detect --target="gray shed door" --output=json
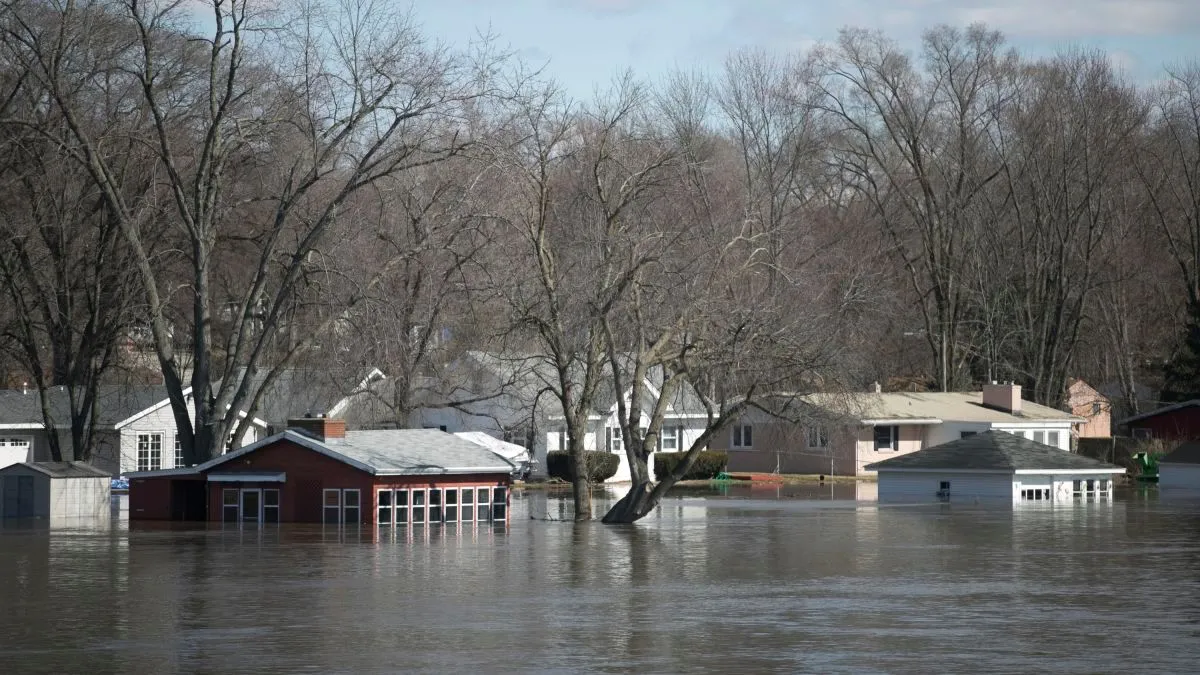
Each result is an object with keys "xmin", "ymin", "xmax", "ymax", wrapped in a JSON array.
[{"xmin": 2, "ymin": 475, "xmax": 35, "ymax": 518}]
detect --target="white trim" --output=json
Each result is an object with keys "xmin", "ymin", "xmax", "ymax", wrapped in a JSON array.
[
  {"xmin": 862, "ymin": 418, "xmax": 943, "ymax": 426},
  {"xmin": 1012, "ymin": 468, "xmax": 1124, "ymax": 476},
  {"xmin": 113, "ymin": 387, "xmax": 194, "ymax": 429},
  {"xmin": 0, "ymin": 423, "xmax": 47, "ymax": 430},
  {"xmin": 328, "ymin": 367, "xmax": 387, "ymax": 418},
  {"xmin": 207, "ymin": 472, "xmax": 286, "ymax": 482}
]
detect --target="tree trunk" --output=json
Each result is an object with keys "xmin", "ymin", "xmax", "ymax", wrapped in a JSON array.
[{"xmin": 601, "ymin": 479, "xmax": 656, "ymax": 524}]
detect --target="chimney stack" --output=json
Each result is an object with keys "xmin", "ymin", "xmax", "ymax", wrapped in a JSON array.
[
  {"xmin": 288, "ymin": 414, "xmax": 346, "ymax": 442},
  {"xmin": 982, "ymin": 382, "xmax": 1022, "ymax": 414},
  {"xmin": 871, "ymin": 381, "xmax": 882, "ymax": 393}
]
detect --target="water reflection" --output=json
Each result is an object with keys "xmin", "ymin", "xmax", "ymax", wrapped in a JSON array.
[{"xmin": 1, "ymin": 487, "xmax": 1198, "ymax": 673}]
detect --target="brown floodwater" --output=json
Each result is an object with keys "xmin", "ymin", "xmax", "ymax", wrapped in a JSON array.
[{"xmin": 1, "ymin": 484, "xmax": 1198, "ymax": 674}]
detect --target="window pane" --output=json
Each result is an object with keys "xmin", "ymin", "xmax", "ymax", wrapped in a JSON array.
[
  {"xmin": 263, "ymin": 507, "xmax": 279, "ymax": 524},
  {"xmin": 445, "ymin": 489, "xmax": 458, "ymax": 505},
  {"xmin": 396, "ymin": 506, "xmax": 408, "ymax": 526},
  {"xmin": 461, "ymin": 500, "xmax": 473, "ymax": 522},
  {"xmin": 445, "ymin": 505, "xmax": 458, "ymax": 522},
  {"xmin": 323, "ymin": 507, "xmax": 339, "ymax": 524},
  {"xmin": 378, "ymin": 490, "xmax": 392, "ymax": 507},
  {"xmin": 478, "ymin": 503, "xmax": 490, "ymax": 521},
  {"xmin": 395, "ymin": 490, "xmax": 408, "ymax": 506},
  {"xmin": 223, "ymin": 489, "xmax": 239, "ymax": 506},
  {"xmin": 412, "ymin": 490, "xmax": 426, "ymax": 506},
  {"xmin": 462, "ymin": 489, "xmax": 473, "ymax": 505},
  {"xmin": 264, "ymin": 490, "xmax": 279, "ymax": 507},
  {"xmin": 324, "ymin": 490, "xmax": 340, "ymax": 507},
  {"xmin": 412, "ymin": 506, "xmax": 425, "ymax": 524},
  {"xmin": 378, "ymin": 505, "xmax": 392, "ymax": 525},
  {"xmin": 1048, "ymin": 432, "xmax": 1060, "ymax": 447},
  {"xmin": 744, "ymin": 426, "xmax": 752, "ymax": 446},
  {"xmin": 429, "ymin": 489, "xmax": 441, "ymax": 505},
  {"xmin": 493, "ymin": 487, "xmax": 507, "ymax": 504},
  {"xmin": 492, "ymin": 504, "xmax": 506, "ymax": 521},
  {"xmin": 343, "ymin": 490, "xmax": 360, "ymax": 507},
  {"xmin": 343, "ymin": 506, "xmax": 360, "ymax": 525},
  {"xmin": 223, "ymin": 506, "xmax": 238, "ymax": 522}
]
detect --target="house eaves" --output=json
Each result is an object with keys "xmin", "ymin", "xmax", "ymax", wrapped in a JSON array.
[{"xmin": 1117, "ymin": 399, "xmax": 1200, "ymax": 426}]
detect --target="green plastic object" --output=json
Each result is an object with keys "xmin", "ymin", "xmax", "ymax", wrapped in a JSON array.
[
  {"xmin": 712, "ymin": 472, "xmax": 735, "ymax": 482},
  {"xmin": 1132, "ymin": 452, "xmax": 1159, "ymax": 482}
]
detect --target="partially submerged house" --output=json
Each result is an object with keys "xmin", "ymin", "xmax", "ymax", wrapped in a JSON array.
[
  {"xmin": 866, "ymin": 431, "xmax": 1124, "ymax": 502},
  {"xmin": 1118, "ymin": 400, "xmax": 1200, "ymax": 443},
  {"xmin": 127, "ymin": 416, "xmax": 513, "ymax": 525},
  {"xmin": 0, "ymin": 386, "xmax": 266, "ymax": 474},
  {"xmin": 1158, "ymin": 441, "xmax": 1200, "ymax": 490},
  {"xmin": 718, "ymin": 383, "xmax": 1082, "ymax": 477},
  {"xmin": 0, "ymin": 461, "xmax": 111, "ymax": 520}
]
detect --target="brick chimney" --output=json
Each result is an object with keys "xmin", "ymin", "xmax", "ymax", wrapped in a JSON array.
[
  {"xmin": 982, "ymin": 382, "xmax": 1022, "ymax": 414},
  {"xmin": 288, "ymin": 414, "xmax": 346, "ymax": 442}
]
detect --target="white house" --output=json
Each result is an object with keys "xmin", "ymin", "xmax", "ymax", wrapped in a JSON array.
[
  {"xmin": 1159, "ymin": 441, "xmax": 1200, "ymax": 490},
  {"xmin": 865, "ymin": 430, "xmax": 1125, "ymax": 502},
  {"xmin": 0, "ymin": 386, "xmax": 266, "ymax": 475},
  {"xmin": 720, "ymin": 383, "xmax": 1083, "ymax": 477}
]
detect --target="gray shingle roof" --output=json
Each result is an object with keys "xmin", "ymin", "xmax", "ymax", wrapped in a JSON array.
[
  {"xmin": 0, "ymin": 461, "xmax": 111, "ymax": 478},
  {"xmin": 0, "ymin": 386, "xmax": 175, "ymax": 427},
  {"xmin": 1161, "ymin": 441, "xmax": 1200, "ymax": 465},
  {"xmin": 865, "ymin": 431, "xmax": 1124, "ymax": 472},
  {"xmin": 182, "ymin": 428, "xmax": 515, "ymax": 477}
]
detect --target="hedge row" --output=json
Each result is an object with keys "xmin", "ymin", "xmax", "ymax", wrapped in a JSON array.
[
  {"xmin": 546, "ymin": 450, "xmax": 620, "ymax": 483},
  {"xmin": 653, "ymin": 451, "xmax": 728, "ymax": 481}
]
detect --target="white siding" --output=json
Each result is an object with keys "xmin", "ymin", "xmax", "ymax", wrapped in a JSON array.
[
  {"xmin": 47, "ymin": 476, "xmax": 110, "ymax": 521},
  {"xmin": 117, "ymin": 404, "xmax": 261, "ymax": 475},
  {"xmin": 544, "ymin": 418, "xmax": 707, "ymax": 483},
  {"xmin": 877, "ymin": 471, "xmax": 1014, "ymax": 501},
  {"xmin": 1160, "ymin": 463, "xmax": 1200, "ymax": 490}
]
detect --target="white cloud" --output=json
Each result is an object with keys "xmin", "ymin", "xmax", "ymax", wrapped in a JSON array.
[{"xmin": 891, "ymin": 0, "xmax": 1200, "ymax": 38}]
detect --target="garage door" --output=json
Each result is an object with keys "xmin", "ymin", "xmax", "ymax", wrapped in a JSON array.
[
  {"xmin": 2, "ymin": 475, "xmax": 35, "ymax": 518},
  {"xmin": 0, "ymin": 437, "xmax": 32, "ymax": 469}
]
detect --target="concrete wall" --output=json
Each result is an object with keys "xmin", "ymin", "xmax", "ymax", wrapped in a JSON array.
[{"xmin": 1160, "ymin": 463, "xmax": 1200, "ymax": 490}]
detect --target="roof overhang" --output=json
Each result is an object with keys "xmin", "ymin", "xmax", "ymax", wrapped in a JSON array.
[
  {"xmin": 0, "ymin": 424, "xmax": 47, "ymax": 430},
  {"xmin": 870, "ymin": 467, "xmax": 1122, "ymax": 475},
  {"xmin": 861, "ymin": 418, "xmax": 943, "ymax": 426},
  {"xmin": 376, "ymin": 467, "xmax": 513, "ymax": 476},
  {"xmin": 1013, "ymin": 468, "xmax": 1125, "ymax": 475},
  {"xmin": 208, "ymin": 472, "xmax": 286, "ymax": 482},
  {"xmin": 868, "ymin": 467, "xmax": 1014, "ymax": 474},
  {"xmin": 126, "ymin": 468, "xmax": 202, "ymax": 479},
  {"xmin": 1118, "ymin": 399, "xmax": 1200, "ymax": 426}
]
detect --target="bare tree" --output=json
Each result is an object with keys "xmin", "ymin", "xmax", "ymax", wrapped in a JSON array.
[{"xmin": 1, "ymin": 0, "xmax": 505, "ymax": 463}]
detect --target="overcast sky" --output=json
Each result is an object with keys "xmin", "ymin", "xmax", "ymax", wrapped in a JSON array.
[{"xmin": 415, "ymin": 0, "xmax": 1200, "ymax": 96}]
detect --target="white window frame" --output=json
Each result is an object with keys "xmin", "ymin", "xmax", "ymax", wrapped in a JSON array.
[
  {"xmin": 873, "ymin": 425, "xmax": 898, "ymax": 452},
  {"xmin": 323, "ymin": 488, "xmax": 341, "ymax": 524},
  {"xmin": 492, "ymin": 486, "xmax": 508, "ymax": 522},
  {"xmin": 173, "ymin": 434, "xmax": 184, "ymax": 468},
  {"xmin": 476, "ymin": 487, "xmax": 491, "ymax": 522},
  {"xmin": 460, "ymin": 487, "xmax": 474, "ymax": 522},
  {"xmin": 222, "ymin": 488, "xmax": 239, "ymax": 522},
  {"xmin": 411, "ymin": 488, "xmax": 427, "ymax": 525},
  {"xmin": 806, "ymin": 426, "xmax": 828, "ymax": 448},
  {"xmin": 137, "ymin": 433, "xmax": 162, "ymax": 472},
  {"xmin": 262, "ymin": 488, "xmax": 280, "ymax": 523},
  {"xmin": 323, "ymin": 488, "xmax": 360, "ymax": 525},
  {"xmin": 1032, "ymin": 430, "xmax": 1046, "ymax": 445},
  {"xmin": 1047, "ymin": 431, "xmax": 1060, "ymax": 448},
  {"xmin": 659, "ymin": 426, "xmax": 681, "ymax": 452},
  {"xmin": 605, "ymin": 426, "xmax": 623, "ymax": 453},
  {"xmin": 731, "ymin": 424, "xmax": 753, "ymax": 449},
  {"xmin": 444, "ymin": 487, "xmax": 459, "ymax": 523}
]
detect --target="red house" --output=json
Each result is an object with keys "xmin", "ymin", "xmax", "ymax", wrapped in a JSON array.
[
  {"xmin": 1118, "ymin": 400, "xmax": 1200, "ymax": 443},
  {"xmin": 127, "ymin": 417, "xmax": 513, "ymax": 525}
]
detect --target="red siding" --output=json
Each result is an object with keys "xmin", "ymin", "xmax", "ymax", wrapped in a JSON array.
[
  {"xmin": 205, "ymin": 439, "xmax": 375, "ymax": 522},
  {"xmin": 128, "ymin": 476, "xmax": 174, "ymax": 520},
  {"xmin": 1128, "ymin": 407, "xmax": 1200, "ymax": 442}
]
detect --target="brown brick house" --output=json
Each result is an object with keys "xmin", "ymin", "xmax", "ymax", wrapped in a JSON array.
[{"xmin": 127, "ymin": 417, "xmax": 514, "ymax": 525}]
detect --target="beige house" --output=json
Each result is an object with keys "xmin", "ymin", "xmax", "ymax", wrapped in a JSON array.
[
  {"xmin": 1067, "ymin": 379, "xmax": 1111, "ymax": 439},
  {"xmin": 716, "ymin": 383, "xmax": 1083, "ymax": 477}
]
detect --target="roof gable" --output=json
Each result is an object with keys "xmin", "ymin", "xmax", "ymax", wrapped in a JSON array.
[
  {"xmin": 1118, "ymin": 400, "xmax": 1200, "ymax": 426},
  {"xmin": 865, "ymin": 431, "xmax": 1122, "ymax": 472}
]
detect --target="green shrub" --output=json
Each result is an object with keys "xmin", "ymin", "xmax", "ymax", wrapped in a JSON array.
[
  {"xmin": 653, "ymin": 451, "xmax": 728, "ymax": 481},
  {"xmin": 546, "ymin": 450, "xmax": 620, "ymax": 483}
]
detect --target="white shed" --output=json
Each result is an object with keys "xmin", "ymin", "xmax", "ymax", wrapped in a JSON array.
[
  {"xmin": 0, "ymin": 462, "xmax": 111, "ymax": 520},
  {"xmin": 1159, "ymin": 442, "xmax": 1200, "ymax": 490},
  {"xmin": 865, "ymin": 431, "xmax": 1125, "ymax": 503}
]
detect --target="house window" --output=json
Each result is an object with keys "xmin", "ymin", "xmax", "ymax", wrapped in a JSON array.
[
  {"xmin": 263, "ymin": 489, "xmax": 280, "ymax": 523},
  {"xmin": 731, "ymin": 424, "xmax": 753, "ymax": 449},
  {"xmin": 492, "ymin": 486, "xmax": 508, "ymax": 522},
  {"xmin": 173, "ymin": 434, "xmax": 184, "ymax": 468},
  {"xmin": 378, "ymin": 489, "xmax": 393, "ymax": 525},
  {"xmin": 659, "ymin": 426, "xmax": 681, "ymax": 451},
  {"xmin": 1033, "ymin": 430, "xmax": 1045, "ymax": 444},
  {"xmin": 376, "ymin": 488, "xmax": 413, "ymax": 526},
  {"xmin": 395, "ymin": 489, "xmax": 408, "ymax": 525},
  {"xmin": 1047, "ymin": 431, "xmax": 1060, "ymax": 448},
  {"xmin": 1091, "ymin": 402, "xmax": 1102, "ymax": 415},
  {"xmin": 1073, "ymin": 480, "xmax": 1082, "ymax": 494},
  {"xmin": 477, "ymin": 487, "xmax": 490, "ymax": 522},
  {"xmin": 322, "ymin": 488, "xmax": 360, "ymax": 525},
  {"xmin": 807, "ymin": 426, "xmax": 828, "ymax": 448},
  {"xmin": 605, "ymin": 427, "xmax": 623, "ymax": 453},
  {"xmin": 0, "ymin": 437, "xmax": 32, "ymax": 460},
  {"xmin": 461, "ymin": 487, "xmax": 474, "ymax": 522},
  {"xmin": 137, "ymin": 434, "xmax": 162, "ymax": 471},
  {"xmin": 411, "ymin": 489, "xmax": 426, "ymax": 524},
  {"xmin": 556, "ymin": 427, "xmax": 566, "ymax": 451},
  {"xmin": 938, "ymin": 480, "xmax": 950, "ymax": 500},
  {"xmin": 222, "ymin": 489, "xmax": 239, "ymax": 522},
  {"xmin": 445, "ymin": 488, "xmax": 459, "ymax": 522},
  {"xmin": 428, "ymin": 488, "xmax": 443, "ymax": 523},
  {"xmin": 873, "ymin": 425, "xmax": 898, "ymax": 452}
]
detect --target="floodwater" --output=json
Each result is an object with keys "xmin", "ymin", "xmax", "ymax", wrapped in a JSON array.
[{"xmin": 2, "ymin": 484, "xmax": 1199, "ymax": 674}]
